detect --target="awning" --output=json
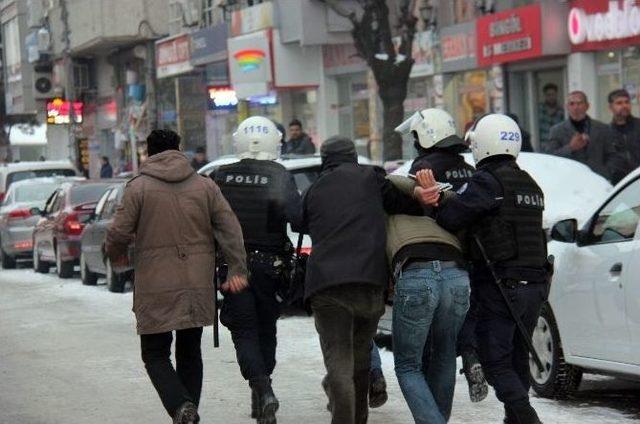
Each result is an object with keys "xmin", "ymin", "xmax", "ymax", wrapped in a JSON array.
[{"xmin": 6, "ymin": 124, "xmax": 47, "ymax": 146}]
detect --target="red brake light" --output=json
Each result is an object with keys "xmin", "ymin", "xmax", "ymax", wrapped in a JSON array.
[
  {"xmin": 63, "ymin": 213, "xmax": 84, "ymax": 235},
  {"xmin": 0, "ymin": 192, "xmax": 4, "ymax": 203},
  {"xmin": 8, "ymin": 209, "xmax": 32, "ymax": 220},
  {"xmin": 298, "ymin": 247, "xmax": 312, "ymax": 255}
]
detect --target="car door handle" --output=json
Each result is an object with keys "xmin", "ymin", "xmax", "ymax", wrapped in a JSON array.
[{"xmin": 609, "ymin": 263, "xmax": 623, "ymax": 275}]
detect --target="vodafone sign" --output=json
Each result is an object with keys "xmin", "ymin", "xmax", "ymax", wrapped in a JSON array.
[{"xmin": 568, "ymin": 0, "xmax": 640, "ymax": 51}]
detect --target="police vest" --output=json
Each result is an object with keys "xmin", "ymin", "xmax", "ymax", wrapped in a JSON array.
[
  {"xmin": 410, "ymin": 150, "xmax": 475, "ymax": 191},
  {"xmin": 214, "ymin": 159, "xmax": 290, "ymax": 253},
  {"xmin": 474, "ymin": 161, "xmax": 546, "ymax": 275}
]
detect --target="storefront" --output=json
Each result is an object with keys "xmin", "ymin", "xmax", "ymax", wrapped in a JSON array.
[
  {"xmin": 567, "ymin": 0, "xmax": 640, "ymax": 122},
  {"xmin": 476, "ymin": 1, "xmax": 571, "ymax": 150}
]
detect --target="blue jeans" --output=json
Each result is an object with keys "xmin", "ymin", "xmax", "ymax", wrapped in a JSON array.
[{"xmin": 393, "ymin": 261, "xmax": 470, "ymax": 424}]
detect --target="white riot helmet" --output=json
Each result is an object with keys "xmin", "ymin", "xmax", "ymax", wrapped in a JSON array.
[
  {"xmin": 409, "ymin": 108, "xmax": 463, "ymax": 150},
  {"xmin": 233, "ymin": 116, "xmax": 282, "ymax": 160},
  {"xmin": 466, "ymin": 113, "xmax": 522, "ymax": 164}
]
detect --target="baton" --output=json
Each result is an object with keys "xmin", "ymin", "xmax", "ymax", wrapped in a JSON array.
[{"xmin": 473, "ymin": 235, "xmax": 545, "ymax": 373}]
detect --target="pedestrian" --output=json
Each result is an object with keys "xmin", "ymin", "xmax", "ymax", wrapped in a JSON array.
[
  {"xmin": 406, "ymin": 108, "xmax": 488, "ymax": 404},
  {"xmin": 105, "ymin": 129, "xmax": 249, "ymax": 424},
  {"xmin": 213, "ymin": 116, "xmax": 303, "ymax": 424},
  {"xmin": 544, "ymin": 90, "xmax": 621, "ymax": 181},
  {"xmin": 538, "ymin": 83, "xmax": 564, "ymax": 150},
  {"xmin": 608, "ymin": 88, "xmax": 640, "ymax": 183},
  {"xmin": 100, "ymin": 156, "xmax": 113, "ymax": 178},
  {"xmin": 190, "ymin": 146, "xmax": 209, "ymax": 171},
  {"xmin": 281, "ymin": 119, "xmax": 315, "ymax": 155},
  {"xmin": 301, "ymin": 136, "xmax": 421, "ymax": 424},
  {"xmin": 415, "ymin": 114, "xmax": 551, "ymax": 424}
]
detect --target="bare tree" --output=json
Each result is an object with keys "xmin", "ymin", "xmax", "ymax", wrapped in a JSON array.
[{"xmin": 320, "ymin": 0, "xmax": 417, "ymax": 161}]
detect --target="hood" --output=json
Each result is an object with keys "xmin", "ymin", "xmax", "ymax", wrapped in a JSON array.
[
  {"xmin": 140, "ymin": 150, "xmax": 195, "ymax": 183},
  {"xmin": 320, "ymin": 136, "xmax": 358, "ymax": 170}
]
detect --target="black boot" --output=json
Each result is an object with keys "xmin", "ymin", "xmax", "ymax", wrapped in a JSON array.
[
  {"xmin": 173, "ymin": 401, "xmax": 200, "ymax": 424},
  {"xmin": 461, "ymin": 350, "xmax": 489, "ymax": 403},
  {"xmin": 505, "ymin": 402, "xmax": 543, "ymax": 424},
  {"xmin": 368, "ymin": 368, "xmax": 388, "ymax": 408},
  {"xmin": 250, "ymin": 377, "xmax": 279, "ymax": 424}
]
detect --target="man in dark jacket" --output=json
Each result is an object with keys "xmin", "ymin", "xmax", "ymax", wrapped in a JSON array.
[
  {"xmin": 302, "ymin": 136, "xmax": 420, "ymax": 424},
  {"xmin": 190, "ymin": 146, "xmax": 209, "ymax": 171},
  {"xmin": 609, "ymin": 89, "xmax": 640, "ymax": 183},
  {"xmin": 545, "ymin": 91, "xmax": 621, "ymax": 181},
  {"xmin": 100, "ymin": 156, "xmax": 113, "ymax": 178},
  {"xmin": 106, "ymin": 130, "xmax": 248, "ymax": 424},
  {"xmin": 281, "ymin": 119, "xmax": 315, "ymax": 155}
]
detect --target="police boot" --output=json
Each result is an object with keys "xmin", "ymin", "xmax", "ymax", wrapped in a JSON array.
[
  {"xmin": 250, "ymin": 377, "xmax": 279, "ymax": 424},
  {"xmin": 504, "ymin": 402, "xmax": 543, "ymax": 424},
  {"xmin": 461, "ymin": 350, "xmax": 488, "ymax": 403},
  {"xmin": 368, "ymin": 368, "xmax": 388, "ymax": 408},
  {"xmin": 173, "ymin": 401, "xmax": 199, "ymax": 424}
]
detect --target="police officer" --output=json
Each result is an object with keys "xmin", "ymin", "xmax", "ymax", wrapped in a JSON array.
[
  {"xmin": 214, "ymin": 116, "xmax": 302, "ymax": 424},
  {"xmin": 406, "ymin": 108, "xmax": 487, "ymax": 403},
  {"xmin": 414, "ymin": 114, "xmax": 548, "ymax": 424}
]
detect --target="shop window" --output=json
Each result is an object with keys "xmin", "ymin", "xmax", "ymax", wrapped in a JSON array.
[
  {"xmin": 596, "ymin": 51, "xmax": 622, "ymax": 122},
  {"xmin": 201, "ymin": 0, "xmax": 222, "ymax": 27}
]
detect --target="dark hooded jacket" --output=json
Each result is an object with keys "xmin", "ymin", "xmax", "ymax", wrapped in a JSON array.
[
  {"xmin": 301, "ymin": 138, "xmax": 421, "ymax": 300},
  {"xmin": 106, "ymin": 150, "xmax": 247, "ymax": 334}
]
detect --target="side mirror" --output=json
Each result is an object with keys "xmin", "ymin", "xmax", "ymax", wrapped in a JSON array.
[
  {"xmin": 550, "ymin": 219, "xmax": 578, "ymax": 243},
  {"xmin": 30, "ymin": 207, "xmax": 44, "ymax": 217}
]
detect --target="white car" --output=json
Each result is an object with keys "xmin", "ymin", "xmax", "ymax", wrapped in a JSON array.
[
  {"xmin": 529, "ymin": 167, "xmax": 640, "ymax": 398},
  {"xmin": 198, "ymin": 154, "xmax": 372, "ymax": 251},
  {"xmin": 0, "ymin": 161, "xmax": 80, "ymax": 204},
  {"xmin": 392, "ymin": 152, "xmax": 613, "ymax": 230}
]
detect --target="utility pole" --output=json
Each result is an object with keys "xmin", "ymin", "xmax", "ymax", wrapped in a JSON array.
[{"xmin": 59, "ymin": 0, "xmax": 77, "ymax": 167}]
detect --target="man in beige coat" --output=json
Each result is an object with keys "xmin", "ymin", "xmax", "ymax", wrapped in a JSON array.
[{"xmin": 106, "ymin": 129, "xmax": 248, "ymax": 424}]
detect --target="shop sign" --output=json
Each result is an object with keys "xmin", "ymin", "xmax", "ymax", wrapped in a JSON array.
[
  {"xmin": 568, "ymin": 0, "xmax": 640, "ymax": 52},
  {"xmin": 228, "ymin": 29, "xmax": 272, "ymax": 99},
  {"xmin": 208, "ymin": 86, "xmax": 238, "ymax": 110},
  {"xmin": 476, "ymin": 4, "xmax": 542, "ymax": 67},
  {"xmin": 190, "ymin": 24, "xmax": 228, "ymax": 66},
  {"xmin": 440, "ymin": 21, "xmax": 477, "ymax": 73},
  {"xmin": 46, "ymin": 98, "xmax": 83, "ymax": 125},
  {"xmin": 156, "ymin": 34, "xmax": 193, "ymax": 79},
  {"xmin": 322, "ymin": 44, "xmax": 367, "ymax": 75},
  {"xmin": 231, "ymin": 1, "xmax": 274, "ymax": 37}
]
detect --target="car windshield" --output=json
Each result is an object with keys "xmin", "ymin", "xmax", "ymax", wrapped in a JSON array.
[
  {"xmin": 7, "ymin": 169, "xmax": 76, "ymax": 187},
  {"xmin": 70, "ymin": 184, "xmax": 111, "ymax": 205},
  {"xmin": 291, "ymin": 168, "xmax": 321, "ymax": 192},
  {"xmin": 14, "ymin": 183, "xmax": 59, "ymax": 203}
]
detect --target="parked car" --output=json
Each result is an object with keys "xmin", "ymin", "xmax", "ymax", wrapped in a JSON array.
[
  {"xmin": 31, "ymin": 180, "xmax": 113, "ymax": 278},
  {"xmin": 530, "ymin": 167, "xmax": 640, "ymax": 398},
  {"xmin": 0, "ymin": 161, "xmax": 79, "ymax": 203},
  {"xmin": 0, "ymin": 176, "xmax": 85, "ymax": 269},
  {"xmin": 80, "ymin": 181, "xmax": 133, "ymax": 292},
  {"xmin": 392, "ymin": 152, "xmax": 613, "ymax": 230},
  {"xmin": 198, "ymin": 154, "xmax": 372, "ymax": 253}
]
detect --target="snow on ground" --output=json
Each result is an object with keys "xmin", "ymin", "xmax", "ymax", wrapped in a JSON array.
[{"xmin": 1, "ymin": 267, "xmax": 639, "ymax": 423}]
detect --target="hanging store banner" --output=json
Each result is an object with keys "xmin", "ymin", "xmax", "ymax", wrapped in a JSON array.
[
  {"xmin": 440, "ymin": 21, "xmax": 477, "ymax": 73},
  {"xmin": 476, "ymin": 4, "xmax": 543, "ymax": 67},
  {"xmin": 156, "ymin": 34, "xmax": 193, "ymax": 79},
  {"xmin": 568, "ymin": 0, "xmax": 640, "ymax": 52},
  {"xmin": 228, "ymin": 29, "xmax": 272, "ymax": 99},
  {"xmin": 190, "ymin": 24, "xmax": 228, "ymax": 66}
]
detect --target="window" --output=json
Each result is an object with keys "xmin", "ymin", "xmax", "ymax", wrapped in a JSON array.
[
  {"xmin": 169, "ymin": 1, "xmax": 185, "ymax": 34},
  {"xmin": 44, "ymin": 191, "xmax": 59, "ymax": 215},
  {"xmin": 100, "ymin": 188, "xmax": 121, "ymax": 220},
  {"xmin": 589, "ymin": 179, "xmax": 640, "ymax": 244},
  {"xmin": 94, "ymin": 189, "xmax": 111, "ymax": 220},
  {"xmin": 6, "ymin": 169, "xmax": 76, "ymax": 187},
  {"xmin": 70, "ymin": 184, "xmax": 111, "ymax": 205},
  {"xmin": 201, "ymin": 0, "xmax": 222, "ymax": 27}
]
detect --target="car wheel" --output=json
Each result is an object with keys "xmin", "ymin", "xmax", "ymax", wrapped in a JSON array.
[
  {"xmin": 33, "ymin": 244, "xmax": 50, "ymax": 274},
  {"xmin": 55, "ymin": 246, "xmax": 74, "ymax": 279},
  {"xmin": 80, "ymin": 252, "xmax": 98, "ymax": 286},
  {"xmin": 1, "ymin": 247, "xmax": 17, "ymax": 269},
  {"xmin": 529, "ymin": 303, "xmax": 583, "ymax": 399},
  {"xmin": 106, "ymin": 259, "xmax": 125, "ymax": 293}
]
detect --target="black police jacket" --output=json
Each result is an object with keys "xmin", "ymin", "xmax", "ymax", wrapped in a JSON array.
[
  {"xmin": 434, "ymin": 156, "xmax": 547, "ymax": 282},
  {"xmin": 214, "ymin": 159, "xmax": 302, "ymax": 254},
  {"xmin": 302, "ymin": 157, "xmax": 422, "ymax": 300},
  {"xmin": 410, "ymin": 148, "xmax": 475, "ymax": 192}
]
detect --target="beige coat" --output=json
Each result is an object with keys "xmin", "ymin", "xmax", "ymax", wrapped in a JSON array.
[{"xmin": 106, "ymin": 150, "xmax": 247, "ymax": 335}]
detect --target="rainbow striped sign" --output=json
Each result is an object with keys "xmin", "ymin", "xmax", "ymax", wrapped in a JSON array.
[{"xmin": 233, "ymin": 49, "xmax": 266, "ymax": 72}]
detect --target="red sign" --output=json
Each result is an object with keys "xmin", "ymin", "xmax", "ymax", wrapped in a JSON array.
[
  {"xmin": 476, "ymin": 4, "xmax": 542, "ymax": 67},
  {"xmin": 568, "ymin": 0, "xmax": 640, "ymax": 52},
  {"xmin": 155, "ymin": 34, "xmax": 193, "ymax": 79},
  {"xmin": 46, "ymin": 98, "xmax": 83, "ymax": 125},
  {"xmin": 442, "ymin": 32, "xmax": 475, "ymax": 62}
]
